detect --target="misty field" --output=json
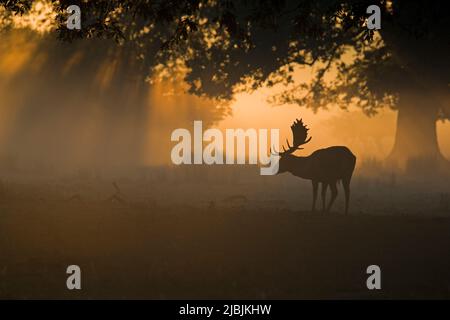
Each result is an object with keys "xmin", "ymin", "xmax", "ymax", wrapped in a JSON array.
[{"xmin": 0, "ymin": 165, "xmax": 449, "ymax": 299}]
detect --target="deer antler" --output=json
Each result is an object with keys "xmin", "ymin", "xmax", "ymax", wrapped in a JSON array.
[{"xmin": 278, "ymin": 118, "xmax": 312, "ymax": 156}]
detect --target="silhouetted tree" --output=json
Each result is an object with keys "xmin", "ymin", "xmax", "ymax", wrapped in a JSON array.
[{"xmin": 2, "ymin": 0, "xmax": 449, "ymax": 169}]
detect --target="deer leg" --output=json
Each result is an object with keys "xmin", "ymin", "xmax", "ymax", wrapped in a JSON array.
[
  {"xmin": 342, "ymin": 178, "xmax": 351, "ymax": 214},
  {"xmin": 321, "ymin": 183, "xmax": 328, "ymax": 212},
  {"xmin": 312, "ymin": 180, "xmax": 318, "ymax": 212},
  {"xmin": 326, "ymin": 182, "xmax": 338, "ymax": 212}
]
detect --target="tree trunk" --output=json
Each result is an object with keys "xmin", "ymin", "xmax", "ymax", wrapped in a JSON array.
[{"xmin": 387, "ymin": 92, "xmax": 449, "ymax": 173}]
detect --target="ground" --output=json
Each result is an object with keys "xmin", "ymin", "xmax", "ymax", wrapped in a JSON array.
[{"xmin": 0, "ymin": 167, "xmax": 449, "ymax": 299}]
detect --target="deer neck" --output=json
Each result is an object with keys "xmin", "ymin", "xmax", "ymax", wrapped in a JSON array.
[{"xmin": 288, "ymin": 156, "xmax": 312, "ymax": 179}]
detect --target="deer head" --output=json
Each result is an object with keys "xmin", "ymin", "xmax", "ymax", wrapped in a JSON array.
[
  {"xmin": 271, "ymin": 118, "xmax": 312, "ymax": 175},
  {"xmin": 273, "ymin": 118, "xmax": 312, "ymax": 156}
]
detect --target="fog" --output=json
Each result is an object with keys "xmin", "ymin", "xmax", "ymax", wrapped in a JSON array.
[
  {"xmin": 0, "ymin": 29, "xmax": 449, "ymax": 178},
  {"xmin": 0, "ymin": 30, "xmax": 225, "ymax": 175},
  {"xmin": 0, "ymin": 27, "xmax": 449, "ymax": 300}
]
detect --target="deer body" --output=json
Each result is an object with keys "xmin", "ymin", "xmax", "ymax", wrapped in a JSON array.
[
  {"xmin": 274, "ymin": 118, "xmax": 356, "ymax": 214},
  {"xmin": 279, "ymin": 146, "xmax": 356, "ymax": 213}
]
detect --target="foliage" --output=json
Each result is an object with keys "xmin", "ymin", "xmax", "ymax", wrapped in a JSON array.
[{"xmin": 1, "ymin": 0, "xmax": 448, "ymax": 118}]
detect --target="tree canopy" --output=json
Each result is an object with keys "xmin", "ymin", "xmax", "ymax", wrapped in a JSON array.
[{"xmin": 1, "ymin": 0, "xmax": 448, "ymax": 119}]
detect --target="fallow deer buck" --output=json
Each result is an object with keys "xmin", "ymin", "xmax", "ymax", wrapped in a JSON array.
[{"xmin": 274, "ymin": 118, "xmax": 356, "ymax": 214}]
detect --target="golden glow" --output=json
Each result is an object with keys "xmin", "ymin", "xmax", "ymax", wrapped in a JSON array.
[
  {"xmin": 145, "ymin": 76, "xmax": 221, "ymax": 165},
  {"xmin": 95, "ymin": 53, "xmax": 119, "ymax": 91},
  {"xmin": 62, "ymin": 51, "xmax": 85, "ymax": 76},
  {"xmin": 0, "ymin": 31, "xmax": 39, "ymax": 76},
  {"xmin": 0, "ymin": 29, "xmax": 449, "ymax": 169},
  {"xmin": 219, "ymin": 89, "xmax": 399, "ymax": 163},
  {"xmin": 0, "ymin": 31, "xmax": 40, "ymax": 148},
  {"xmin": 12, "ymin": 1, "xmax": 56, "ymax": 34},
  {"xmin": 438, "ymin": 122, "xmax": 450, "ymax": 159}
]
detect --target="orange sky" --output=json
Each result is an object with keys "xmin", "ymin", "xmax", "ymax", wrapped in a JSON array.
[{"xmin": 218, "ymin": 87, "xmax": 450, "ymax": 162}]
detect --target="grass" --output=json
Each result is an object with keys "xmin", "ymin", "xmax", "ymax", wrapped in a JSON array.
[{"xmin": 0, "ymin": 165, "xmax": 449, "ymax": 299}]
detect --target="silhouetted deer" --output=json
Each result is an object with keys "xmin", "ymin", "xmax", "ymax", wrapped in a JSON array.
[{"xmin": 274, "ymin": 118, "xmax": 356, "ymax": 214}]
